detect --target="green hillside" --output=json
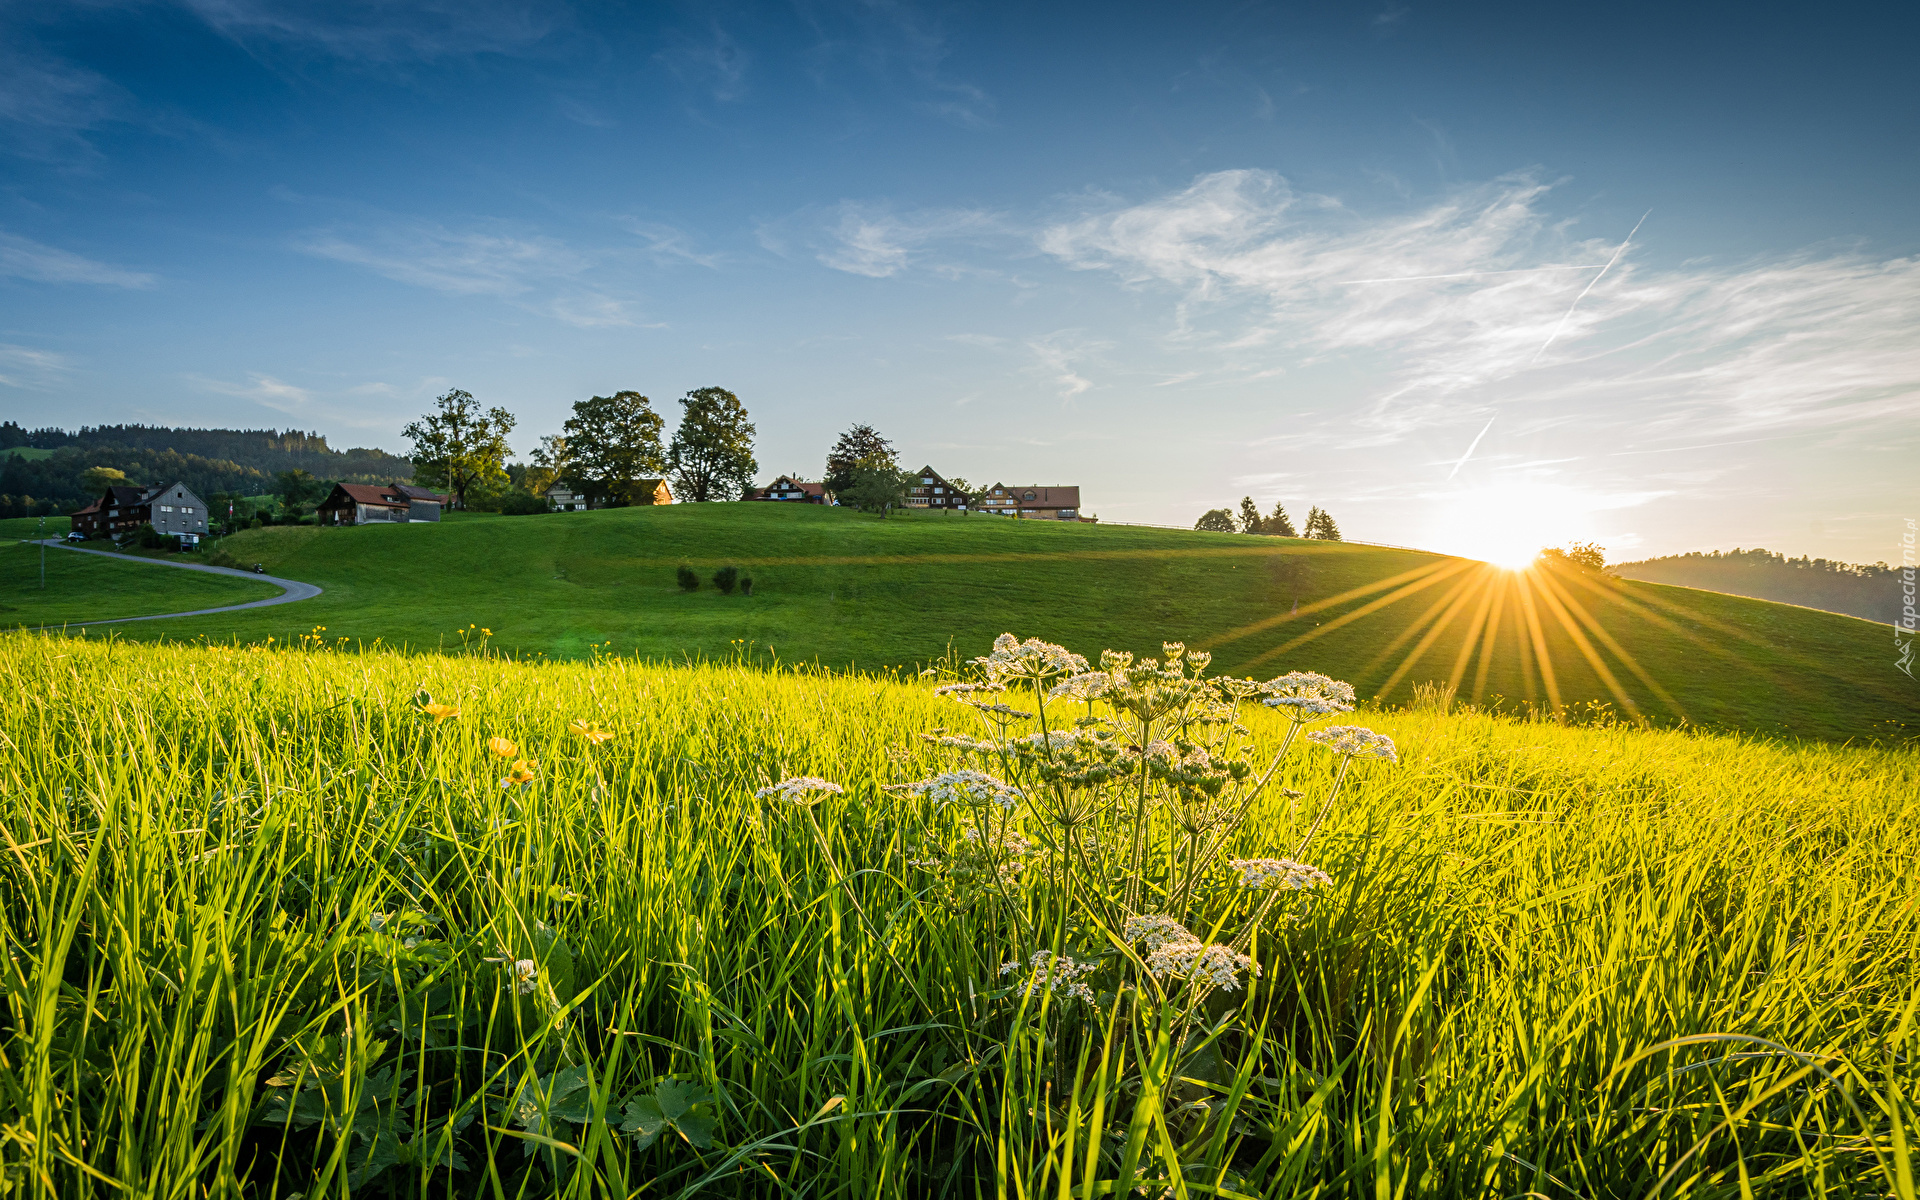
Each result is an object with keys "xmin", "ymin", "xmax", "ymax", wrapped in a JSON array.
[
  {"xmin": 46, "ymin": 503, "xmax": 1913, "ymax": 742},
  {"xmin": 0, "ymin": 541, "xmax": 279, "ymax": 627}
]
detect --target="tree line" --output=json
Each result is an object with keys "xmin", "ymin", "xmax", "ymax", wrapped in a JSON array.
[{"xmin": 1194, "ymin": 497, "xmax": 1342, "ymax": 540}]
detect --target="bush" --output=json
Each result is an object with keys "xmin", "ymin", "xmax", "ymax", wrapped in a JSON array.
[
  {"xmin": 134, "ymin": 524, "xmax": 170, "ymax": 550},
  {"xmin": 713, "ymin": 566, "xmax": 739, "ymax": 595},
  {"xmin": 1194, "ymin": 508, "xmax": 1235, "ymax": 532},
  {"xmin": 498, "ymin": 491, "xmax": 549, "ymax": 516},
  {"xmin": 675, "ymin": 565, "xmax": 698, "ymax": 592},
  {"xmin": 740, "ymin": 575, "xmax": 753, "ymax": 596}
]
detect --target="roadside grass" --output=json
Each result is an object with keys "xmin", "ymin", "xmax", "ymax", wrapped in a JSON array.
[
  {"xmin": 89, "ymin": 503, "xmax": 1919, "ymax": 742},
  {"xmin": 0, "ymin": 633, "xmax": 1912, "ymax": 1196},
  {"xmin": 0, "ymin": 540, "xmax": 279, "ymax": 627},
  {"xmin": 0, "ymin": 515, "xmax": 71, "ymax": 538}
]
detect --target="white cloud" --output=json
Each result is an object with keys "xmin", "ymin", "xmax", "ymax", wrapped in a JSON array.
[
  {"xmin": 816, "ymin": 202, "xmax": 1000, "ymax": 277},
  {"xmin": 296, "ymin": 222, "xmax": 589, "ymax": 296},
  {"xmin": 0, "ymin": 231, "xmax": 156, "ymax": 288},
  {"xmin": 1035, "ymin": 170, "xmax": 1920, "ymax": 447},
  {"xmin": 1025, "ymin": 331, "xmax": 1108, "ymax": 399},
  {"xmin": 0, "ymin": 344, "xmax": 73, "ymax": 389},
  {"xmin": 191, "ymin": 372, "xmax": 313, "ymax": 414}
]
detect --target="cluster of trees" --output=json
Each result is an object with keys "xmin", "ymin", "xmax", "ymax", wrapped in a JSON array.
[
  {"xmin": 403, "ymin": 386, "xmax": 758, "ymax": 512},
  {"xmin": 1610, "ymin": 546, "xmax": 1901, "ymax": 624},
  {"xmin": 1195, "ymin": 497, "xmax": 1342, "ymax": 540}
]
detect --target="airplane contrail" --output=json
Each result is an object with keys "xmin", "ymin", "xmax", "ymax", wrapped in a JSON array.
[
  {"xmin": 1530, "ymin": 210, "xmax": 1650, "ymax": 364},
  {"xmin": 1447, "ymin": 416, "xmax": 1496, "ymax": 480}
]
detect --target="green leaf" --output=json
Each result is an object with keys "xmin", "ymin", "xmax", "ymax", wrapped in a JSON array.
[
  {"xmin": 621, "ymin": 1081, "xmax": 717, "ymax": 1151},
  {"xmin": 621, "ymin": 1095, "xmax": 667, "ymax": 1150}
]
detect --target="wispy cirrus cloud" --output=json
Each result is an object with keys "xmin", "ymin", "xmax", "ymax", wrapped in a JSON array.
[
  {"xmin": 810, "ymin": 202, "xmax": 1001, "ymax": 277},
  {"xmin": 177, "ymin": 0, "xmax": 558, "ymax": 64},
  {"xmin": 0, "ymin": 231, "xmax": 156, "ymax": 288},
  {"xmin": 0, "ymin": 344, "xmax": 74, "ymax": 389},
  {"xmin": 294, "ymin": 219, "xmax": 636, "ymax": 326},
  {"xmin": 189, "ymin": 372, "xmax": 313, "ymax": 413}
]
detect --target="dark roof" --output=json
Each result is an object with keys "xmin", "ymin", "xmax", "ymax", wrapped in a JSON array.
[
  {"xmin": 751, "ymin": 476, "xmax": 825, "ymax": 499},
  {"xmin": 107, "ymin": 486, "xmax": 151, "ymax": 507},
  {"xmin": 981, "ymin": 484, "xmax": 1081, "ymax": 508},
  {"xmin": 325, "ymin": 483, "xmax": 410, "ymax": 509},
  {"xmin": 392, "ymin": 484, "xmax": 448, "ymax": 503}
]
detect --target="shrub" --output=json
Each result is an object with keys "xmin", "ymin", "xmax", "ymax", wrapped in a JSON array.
[
  {"xmin": 1194, "ymin": 508, "xmax": 1235, "ymax": 532},
  {"xmin": 675, "ymin": 565, "xmax": 698, "ymax": 592},
  {"xmin": 739, "ymin": 575, "xmax": 753, "ymax": 596},
  {"xmin": 713, "ymin": 566, "xmax": 739, "ymax": 595},
  {"xmin": 498, "ymin": 491, "xmax": 550, "ymax": 516},
  {"xmin": 134, "ymin": 524, "xmax": 170, "ymax": 550}
]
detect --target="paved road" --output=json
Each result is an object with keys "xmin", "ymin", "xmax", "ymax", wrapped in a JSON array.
[{"xmin": 19, "ymin": 540, "xmax": 323, "ymax": 628}]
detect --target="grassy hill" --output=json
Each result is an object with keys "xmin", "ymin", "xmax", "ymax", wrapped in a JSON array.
[
  {"xmin": 46, "ymin": 503, "xmax": 1914, "ymax": 743},
  {"xmin": 0, "ymin": 539, "xmax": 280, "ymax": 627}
]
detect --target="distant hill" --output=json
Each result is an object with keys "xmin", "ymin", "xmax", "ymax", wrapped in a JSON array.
[
  {"xmin": 0, "ymin": 422, "xmax": 411, "ymax": 519},
  {"xmin": 76, "ymin": 503, "xmax": 1917, "ymax": 743},
  {"xmin": 1610, "ymin": 548, "xmax": 1900, "ymax": 624}
]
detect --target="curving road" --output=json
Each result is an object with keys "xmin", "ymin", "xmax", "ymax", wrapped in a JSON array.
[{"xmin": 21, "ymin": 540, "xmax": 322, "ymax": 628}]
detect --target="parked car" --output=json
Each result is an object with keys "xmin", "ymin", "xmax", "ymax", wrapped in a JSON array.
[{"xmin": 64, "ymin": 532, "xmax": 86, "ymax": 544}]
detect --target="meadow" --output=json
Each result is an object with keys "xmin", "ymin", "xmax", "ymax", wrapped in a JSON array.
[
  {"xmin": 0, "ymin": 538, "xmax": 278, "ymax": 627},
  {"xmin": 17, "ymin": 504, "xmax": 1913, "ymax": 743},
  {"xmin": 0, "ymin": 631, "xmax": 1913, "ymax": 1197}
]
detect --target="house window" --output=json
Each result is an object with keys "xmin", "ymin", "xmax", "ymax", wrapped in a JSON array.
[
  {"xmin": 933, "ymin": 487, "xmax": 943, "ymax": 494},
  {"xmin": 1024, "ymin": 491, "xmax": 1036, "ymax": 500}
]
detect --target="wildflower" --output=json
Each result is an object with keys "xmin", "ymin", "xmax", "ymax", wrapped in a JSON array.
[
  {"xmin": 1228, "ymin": 857, "xmax": 1332, "ymax": 890},
  {"xmin": 513, "ymin": 959, "xmax": 538, "ymax": 995},
  {"xmin": 934, "ymin": 681, "xmax": 1006, "ymax": 696},
  {"xmin": 1047, "ymin": 672, "xmax": 1114, "ymax": 701},
  {"xmin": 501, "ymin": 758, "xmax": 538, "ymax": 787},
  {"xmin": 1304, "ymin": 725, "xmax": 1398, "ymax": 762},
  {"xmin": 999, "ymin": 950, "xmax": 1100, "ymax": 1004},
  {"xmin": 1259, "ymin": 672, "xmax": 1357, "ymax": 718},
  {"xmin": 755, "ymin": 777, "xmax": 846, "ymax": 806},
  {"xmin": 1146, "ymin": 942, "xmax": 1261, "ymax": 991},
  {"xmin": 420, "ymin": 702, "xmax": 461, "ymax": 722},
  {"xmin": 569, "ymin": 719, "xmax": 614, "ymax": 744},
  {"xmin": 972, "ymin": 633, "xmax": 1090, "ymax": 683},
  {"xmin": 487, "ymin": 736, "xmax": 518, "ymax": 758},
  {"xmin": 1123, "ymin": 914, "xmax": 1199, "ymax": 956},
  {"xmin": 918, "ymin": 731, "xmax": 1000, "ymax": 753},
  {"xmin": 900, "ymin": 769, "xmax": 1023, "ymax": 810},
  {"xmin": 967, "ymin": 702, "xmax": 1036, "ymax": 719}
]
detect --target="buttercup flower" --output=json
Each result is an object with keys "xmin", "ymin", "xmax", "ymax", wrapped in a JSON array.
[
  {"xmin": 901, "ymin": 769, "xmax": 1023, "ymax": 810},
  {"xmin": 569, "ymin": 719, "xmax": 614, "ymax": 744},
  {"xmin": 420, "ymin": 702, "xmax": 460, "ymax": 722},
  {"xmin": 1228, "ymin": 857, "xmax": 1332, "ymax": 890},
  {"xmin": 1305, "ymin": 725, "xmax": 1398, "ymax": 761},
  {"xmin": 501, "ymin": 758, "xmax": 539, "ymax": 787},
  {"xmin": 755, "ymin": 777, "xmax": 846, "ymax": 805},
  {"xmin": 1259, "ymin": 672, "xmax": 1357, "ymax": 718},
  {"xmin": 487, "ymin": 737, "xmax": 518, "ymax": 758}
]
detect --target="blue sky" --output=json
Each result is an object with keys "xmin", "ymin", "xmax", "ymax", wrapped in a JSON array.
[{"xmin": 1, "ymin": 0, "xmax": 1914, "ymax": 564}]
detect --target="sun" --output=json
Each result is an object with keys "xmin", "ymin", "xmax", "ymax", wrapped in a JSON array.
[{"xmin": 1422, "ymin": 483, "xmax": 1600, "ymax": 570}]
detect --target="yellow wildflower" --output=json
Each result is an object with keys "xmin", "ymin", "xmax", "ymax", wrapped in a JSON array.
[
  {"xmin": 421, "ymin": 703, "xmax": 460, "ymax": 722},
  {"xmin": 487, "ymin": 736, "xmax": 518, "ymax": 758},
  {"xmin": 502, "ymin": 759, "xmax": 538, "ymax": 786},
  {"xmin": 568, "ymin": 719, "xmax": 613, "ymax": 745}
]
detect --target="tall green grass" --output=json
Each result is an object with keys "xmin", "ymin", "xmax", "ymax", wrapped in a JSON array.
[{"xmin": 0, "ymin": 632, "xmax": 1913, "ymax": 1197}]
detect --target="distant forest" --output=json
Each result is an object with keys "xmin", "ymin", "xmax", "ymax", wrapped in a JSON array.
[
  {"xmin": 1611, "ymin": 547, "xmax": 1903, "ymax": 624},
  {"xmin": 0, "ymin": 422, "xmax": 410, "ymax": 519}
]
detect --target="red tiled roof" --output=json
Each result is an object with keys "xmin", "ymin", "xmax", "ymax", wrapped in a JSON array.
[
  {"xmin": 980, "ymin": 485, "xmax": 1081, "ymax": 509},
  {"xmin": 327, "ymin": 483, "xmax": 410, "ymax": 508}
]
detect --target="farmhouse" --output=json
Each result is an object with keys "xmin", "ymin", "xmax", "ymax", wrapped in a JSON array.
[
  {"xmin": 745, "ymin": 475, "xmax": 828, "ymax": 504},
  {"xmin": 904, "ymin": 466, "xmax": 970, "ymax": 512},
  {"xmin": 69, "ymin": 482, "xmax": 211, "ymax": 544},
  {"xmin": 316, "ymin": 482, "xmax": 447, "ymax": 525},
  {"xmin": 975, "ymin": 484, "xmax": 1085, "ymax": 521},
  {"xmin": 544, "ymin": 479, "xmax": 674, "ymax": 510}
]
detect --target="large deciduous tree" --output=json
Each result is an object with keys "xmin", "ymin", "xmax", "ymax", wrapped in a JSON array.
[
  {"xmin": 1194, "ymin": 508, "xmax": 1236, "ymax": 533},
  {"xmin": 524, "ymin": 435, "xmax": 572, "ymax": 498},
  {"xmin": 666, "ymin": 387, "xmax": 758, "ymax": 502},
  {"xmin": 562, "ymin": 391, "xmax": 665, "ymax": 508},
  {"xmin": 839, "ymin": 462, "xmax": 912, "ymax": 516},
  {"xmin": 401, "ymin": 389, "xmax": 516, "ymax": 511},
  {"xmin": 823, "ymin": 424, "xmax": 896, "ymax": 498}
]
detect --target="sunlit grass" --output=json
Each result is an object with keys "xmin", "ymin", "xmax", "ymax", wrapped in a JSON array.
[{"xmin": 0, "ymin": 632, "xmax": 1914, "ymax": 1196}]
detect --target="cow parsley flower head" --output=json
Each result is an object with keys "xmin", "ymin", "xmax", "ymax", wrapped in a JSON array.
[
  {"xmin": 934, "ymin": 681, "xmax": 1006, "ymax": 697},
  {"xmin": 1259, "ymin": 672, "xmax": 1357, "ymax": 718},
  {"xmin": 1229, "ymin": 857, "xmax": 1332, "ymax": 890},
  {"xmin": 999, "ymin": 950, "xmax": 1100, "ymax": 1004},
  {"xmin": 1122, "ymin": 914, "xmax": 1199, "ymax": 956},
  {"xmin": 1145, "ymin": 942, "xmax": 1261, "ymax": 991},
  {"xmin": 1048, "ymin": 671, "xmax": 1115, "ymax": 701},
  {"xmin": 754, "ymin": 777, "xmax": 847, "ymax": 805},
  {"xmin": 1304, "ymin": 725, "xmax": 1398, "ymax": 762},
  {"xmin": 902, "ymin": 769, "xmax": 1023, "ymax": 809},
  {"xmin": 973, "ymin": 634, "xmax": 1090, "ymax": 682}
]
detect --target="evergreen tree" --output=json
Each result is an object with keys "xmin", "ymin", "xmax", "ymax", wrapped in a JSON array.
[
  {"xmin": 1237, "ymin": 496, "xmax": 1263, "ymax": 534},
  {"xmin": 824, "ymin": 424, "xmax": 897, "ymax": 497},
  {"xmin": 1266, "ymin": 501, "xmax": 1297, "ymax": 537},
  {"xmin": 1194, "ymin": 508, "xmax": 1236, "ymax": 533},
  {"xmin": 666, "ymin": 387, "xmax": 758, "ymax": 502},
  {"xmin": 1304, "ymin": 506, "xmax": 1343, "ymax": 541},
  {"xmin": 562, "ymin": 391, "xmax": 665, "ymax": 508}
]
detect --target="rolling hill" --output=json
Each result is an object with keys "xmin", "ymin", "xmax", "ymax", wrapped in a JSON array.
[{"xmin": 25, "ymin": 503, "xmax": 1911, "ymax": 743}]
